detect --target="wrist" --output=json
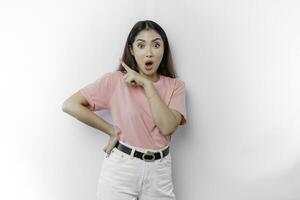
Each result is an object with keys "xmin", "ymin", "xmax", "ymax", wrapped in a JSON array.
[
  {"xmin": 143, "ymin": 80, "xmax": 153, "ymax": 88},
  {"xmin": 111, "ymin": 124, "xmax": 120, "ymax": 138}
]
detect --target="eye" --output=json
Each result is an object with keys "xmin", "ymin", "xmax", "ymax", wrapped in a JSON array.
[
  {"xmin": 137, "ymin": 43, "xmax": 145, "ymax": 48},
  {"xmin": 154, "ymin": 43, "xmax": 160, "ymax": 48}
]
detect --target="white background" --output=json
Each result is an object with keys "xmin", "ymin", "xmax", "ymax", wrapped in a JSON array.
[{"xmin": 0, "ymin": 0, "xmax": 300, "ymax": 199}]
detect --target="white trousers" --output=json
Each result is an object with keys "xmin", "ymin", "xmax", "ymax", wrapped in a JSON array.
[{"xmin": 96, "ymin": 140, "xmax": 176, "ymax": 200}]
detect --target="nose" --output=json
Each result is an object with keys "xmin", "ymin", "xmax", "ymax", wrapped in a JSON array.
[{"xmin": 146, "ymin": 46, "xmax": 153, "ymax": 57}]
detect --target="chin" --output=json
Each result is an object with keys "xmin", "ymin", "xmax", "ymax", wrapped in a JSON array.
[
  {"xmin": 143, "ymin": 70, "xmax": 156, "ymax": 75},
  {"xmin": 138, "ymin": 65, "xmax": 158, "ymax": 75}
]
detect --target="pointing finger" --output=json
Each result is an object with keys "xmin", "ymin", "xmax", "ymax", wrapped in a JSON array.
[{"xmin": 120, "ymin": 60, "xmax": 131, "ymax": 72}]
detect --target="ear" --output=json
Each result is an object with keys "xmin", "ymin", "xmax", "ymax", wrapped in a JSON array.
[{"xmin": 129, "ymin": 45, "xmax": 134, "ymax": 56}]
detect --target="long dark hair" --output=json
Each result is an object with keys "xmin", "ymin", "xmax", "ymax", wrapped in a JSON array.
[{"xmin": 116, "ymin": 20, "xmax": 177, "ymax": 78}]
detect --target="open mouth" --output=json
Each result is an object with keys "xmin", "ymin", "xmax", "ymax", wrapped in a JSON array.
[{"xmin": 145, "ymin": 61, "xmax": 154, "ymax": 70}]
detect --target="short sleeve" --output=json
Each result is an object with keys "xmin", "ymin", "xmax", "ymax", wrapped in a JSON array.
[
  {"xmin": 78, "ymin": 72, "xmax": 113, "ymax": 111},
  {"xmin": 168, "ymin": 79, "xmax": 187, "ymax": 125}
]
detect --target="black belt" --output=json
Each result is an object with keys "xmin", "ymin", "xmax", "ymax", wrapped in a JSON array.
[{"xmin": 114, "ymin": 140, "xmax": 169, "ymax": 162}]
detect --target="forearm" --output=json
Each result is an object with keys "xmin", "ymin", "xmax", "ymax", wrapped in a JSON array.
[
  {"xmin": 62, "ymin": 103, "xmax": 115, "ymax": 137},
  {"xmin": 143, "ymin": 82, "xmax": 178, "ymax": 136}
]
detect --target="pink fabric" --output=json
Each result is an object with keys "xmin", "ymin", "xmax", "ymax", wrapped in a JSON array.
[{"xmin": 79, "ymin": 70, "xmax": 187, "ymax": 149}]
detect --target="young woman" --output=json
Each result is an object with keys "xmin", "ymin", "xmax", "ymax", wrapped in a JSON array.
[{"xmin": 62, "ymin": 20, "xmax": 187, "ymax": 200}]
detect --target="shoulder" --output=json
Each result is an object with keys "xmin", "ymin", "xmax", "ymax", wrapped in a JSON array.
[
  {"xmin": 99, "ymin": 70, "xmax": 124, "ymax": 81},
  {"xmin": 109, "ymin": 70, "xmax": 126, "ymax": 80},
  {"xmin": 111, "ymin": 70, "xmax": 125, "ymax": 76},
  {"xmin": 88, "ymin": 71, "xmax": 123, "ymax": 90},
  {"xmin": 101, "ymin": 70, "xmax": 122, "ymax": 77},
  {"xmin": 163, "ymin": 75, "xmax": 185, "ymax": 88},
  {"xmin": 175, "ymin": 79, "xmax": 185, "ymax": 86}
]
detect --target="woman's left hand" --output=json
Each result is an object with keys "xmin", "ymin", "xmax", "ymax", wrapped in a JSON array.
[{"xmin": 120, "ymin": 59, "xmax": 150, "ymax": 87}]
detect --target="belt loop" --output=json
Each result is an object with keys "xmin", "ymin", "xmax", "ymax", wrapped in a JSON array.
[
  {"xmin": 130, "ymin": 148, "xmax": 135, "ymax": 159},
  {"xmin": 159, "ymin": 150, "xmax": 163, "ymax": 162}
]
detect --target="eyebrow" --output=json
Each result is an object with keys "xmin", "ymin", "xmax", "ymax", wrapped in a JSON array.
[{"xmin": 136, "ymin": 38, "xmax": 162, "ymax": 42}]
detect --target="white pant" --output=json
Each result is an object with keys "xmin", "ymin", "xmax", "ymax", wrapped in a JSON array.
[{"xmin": 96, "ymin": 140, "xmax": 176, "ymax": 200}]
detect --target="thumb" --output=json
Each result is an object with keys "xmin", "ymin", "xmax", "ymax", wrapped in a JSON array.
[
  {"xmin": 103, "ymin": 146, "xmax": 111, "ymax": 157},
  {"xmin": 104, "ymin": 144, "xmax": 114, "ymax": 155},
  {"xmin": 103, "ymin": 144, "xmax": 109, "ymax": 153},
  {"xmin": 106, "ymin": 146, "xmax": 113, "ymax": 155}
]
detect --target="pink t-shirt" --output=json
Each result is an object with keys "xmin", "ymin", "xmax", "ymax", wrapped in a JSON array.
[{"xmin": 78, "ymin": 70, "xmax": 187, "ymax": 149}]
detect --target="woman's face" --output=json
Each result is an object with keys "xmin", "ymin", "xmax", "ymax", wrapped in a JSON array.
[{"xmin": 130, "ymin": 29, "xmax": 164, "ymax": 80}]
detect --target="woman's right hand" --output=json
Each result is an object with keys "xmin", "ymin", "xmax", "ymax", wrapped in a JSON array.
[{"xmin": 103, "ymin": 131, "xmax": 119, "ymax": 157}]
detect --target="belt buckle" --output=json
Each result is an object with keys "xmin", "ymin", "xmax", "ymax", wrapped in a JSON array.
[{"xmin": 142, "ymin": 151, "xmax": 155, "ymax": 162}]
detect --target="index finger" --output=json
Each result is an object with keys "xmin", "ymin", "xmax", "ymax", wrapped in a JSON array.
[{"xmin": 120, "ymin": 59, "xmax": 132, "ymax": 72}]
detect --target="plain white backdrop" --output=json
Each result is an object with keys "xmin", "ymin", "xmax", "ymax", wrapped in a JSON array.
[{"xmin": 0, "ymin": 0, "xmax": 300, "ymax": 199}]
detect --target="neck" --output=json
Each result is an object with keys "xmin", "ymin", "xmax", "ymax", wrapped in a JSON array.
[{"xmin": 139, "ymin": 71, "xmax": 159, "ymax": 83}]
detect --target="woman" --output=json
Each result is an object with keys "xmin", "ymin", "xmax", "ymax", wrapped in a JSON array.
[{"xmin": 62, "ymin": 20, "xmax": 187, "ymax": 200}]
